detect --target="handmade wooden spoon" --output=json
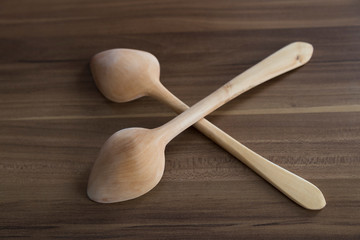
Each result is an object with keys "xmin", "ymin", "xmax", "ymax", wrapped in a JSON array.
[{"xmin": 88, "ymin": 42, "xmax": 325, "ymax": 209}]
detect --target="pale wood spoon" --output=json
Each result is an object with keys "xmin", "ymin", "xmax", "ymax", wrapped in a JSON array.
[{"xmin": 88, "ymin": 42, "xmax": 325, "ymax": 210}]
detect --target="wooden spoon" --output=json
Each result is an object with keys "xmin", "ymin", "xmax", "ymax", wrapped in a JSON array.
[{"xmin": 88, "ymin": 42, "xmax": 325, "ymax": 210}]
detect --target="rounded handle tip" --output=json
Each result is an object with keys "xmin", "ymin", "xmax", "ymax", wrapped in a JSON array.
[
  {"xmin": 307, "ymin": 192, "xmax": 326, "ymax": 210},
  {"xmin": 299, "ymin": 184, "xmax": 326, "ymax": 210},
  {"xmin": 291, "ymin": 41, "xmax": 314, "ymax": 65}
]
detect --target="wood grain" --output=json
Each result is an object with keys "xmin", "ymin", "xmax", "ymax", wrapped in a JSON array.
[{"xmin": 0, "ymin": 0, "xmax": 359, "ymax": 239}]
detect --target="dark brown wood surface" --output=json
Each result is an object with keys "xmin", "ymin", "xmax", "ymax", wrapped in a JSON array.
[{"xmin": 1, "ymin": 0, "xmax": 359, "ymax": 239}]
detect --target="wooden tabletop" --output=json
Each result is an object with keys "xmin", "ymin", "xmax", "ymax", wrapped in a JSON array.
[{"xmin": 1, "ymin": 0, "xmax": 359, "ymax": 239}]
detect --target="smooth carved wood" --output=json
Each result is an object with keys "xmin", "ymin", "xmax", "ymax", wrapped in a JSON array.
[
  {"xmin": 91, "ymin": 44, "xmax": 325, "ymax": 209},
  {"xmin": 87, "ymin": 42, "xmax": 323, "ymax": 207},
  {"xmin": 2, "ymin": 1, "xmax": 360, "ymax": 238}
]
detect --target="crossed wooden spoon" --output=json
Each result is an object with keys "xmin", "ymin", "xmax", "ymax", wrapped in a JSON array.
[{"xmin": 87, "ymin": 42, "xmax": 326, "ymax": 210}]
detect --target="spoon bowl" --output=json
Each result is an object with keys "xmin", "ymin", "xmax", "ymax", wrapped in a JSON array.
[
  {"xmin": 87, "ymin": 127, "xmax": 165, "ymax": 203},
  {"xmin": 91, "ymin": 49, "xmax": 160, "ymax": 102}
]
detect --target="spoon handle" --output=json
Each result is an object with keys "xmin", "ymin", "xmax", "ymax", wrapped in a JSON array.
[
  {"xmin": 160, "ymin": 91, "xmax": 325, "ymax": 209},
  {"xmin": 154, "ymin": 42, "xmax": 325, "ymax": 209},
  {"xmin": 157, "ymin": 42, "xmax": 313, "ymax": 142}
]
